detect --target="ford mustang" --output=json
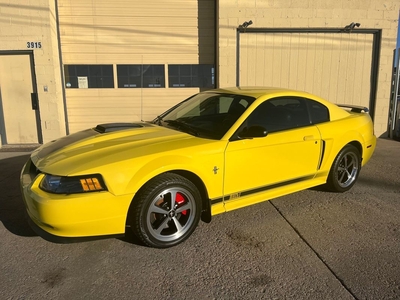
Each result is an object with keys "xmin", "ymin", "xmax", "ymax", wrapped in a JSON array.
[{"xmin": 20, "ymin": 87, "xmax": 376, "ymax": 248}]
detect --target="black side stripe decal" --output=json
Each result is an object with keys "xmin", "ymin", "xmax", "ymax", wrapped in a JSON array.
[
  {"xmin": 210, "ymin": 174, "xmax": 315, "ymax": 205},
  {"xmin": 211, "ymin": 198, "xmax": 223, "ymax": 205}
]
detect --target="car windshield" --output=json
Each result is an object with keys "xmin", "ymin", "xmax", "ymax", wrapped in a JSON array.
[{"xmin": 153, "ymin": 92, "xmax": 255, "ymax": 139}]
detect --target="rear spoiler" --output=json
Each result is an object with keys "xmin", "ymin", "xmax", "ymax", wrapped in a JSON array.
[{"xmin": 337, "ymin": 104, "xmax": 369, "ymax": 113}]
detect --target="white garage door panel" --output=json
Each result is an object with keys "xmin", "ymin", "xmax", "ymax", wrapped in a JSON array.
[{"xmin": 240, "ymin": 32, "xmax": 373, "ymax": 106}]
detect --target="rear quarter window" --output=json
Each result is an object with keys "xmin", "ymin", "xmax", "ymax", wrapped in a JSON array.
[{"xmin": 307, "ymin": 100, "xmax": 330, "ymax": 124}]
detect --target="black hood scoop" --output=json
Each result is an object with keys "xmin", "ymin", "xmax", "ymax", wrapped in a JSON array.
[{"xmin": 95, "ymin": 123, "xmax": 146, "ymax": 133}]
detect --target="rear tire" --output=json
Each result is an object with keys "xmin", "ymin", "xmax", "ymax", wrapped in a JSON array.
[
  {"xmin": 326, "ymin": 144, "xmax": 361, "ymax": 192},
  {"xmin": 131, "ymin": 173, "xmax": 201, "ymax": 248}
]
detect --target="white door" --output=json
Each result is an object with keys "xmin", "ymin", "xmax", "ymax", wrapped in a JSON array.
[{"xmin": 0, "ymin": 54, "xmax": 39, "ymax": 144}]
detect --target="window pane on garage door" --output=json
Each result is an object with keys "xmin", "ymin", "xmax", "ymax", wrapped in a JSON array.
[{"xmin": 239, "ymin": 32, "xmax": 373, "ymax": 106}]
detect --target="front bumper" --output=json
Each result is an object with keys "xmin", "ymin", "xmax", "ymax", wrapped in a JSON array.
[
  {"xmin": 26, "ymin": 214, "xmax": 124, "ymax": 243},
  {"xmin": 20, "ymin": 159, "xmax": 133, "ymax": 238}
]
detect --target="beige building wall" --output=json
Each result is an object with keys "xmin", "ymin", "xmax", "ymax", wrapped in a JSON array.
[
  {"xmin": 0, "ymin": 0, "xmax": 66, "ymax": 144},
  {"xmin": 58, "ymin": 0, "xmax": 215, "ymax": 133},
  {"xmin": 218, "ymin": 0, "xmax": 400, "ymax": 137},
  {"xmin": 1, "ymin": 1, "xmax": 398, "ymax": 141}
]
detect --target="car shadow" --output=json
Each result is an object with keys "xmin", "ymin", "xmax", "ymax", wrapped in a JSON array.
[
  {"xmin": 309, "ymin": 185, "xmax": 330, "ymax": 192},
  {"xmin": 118, "ymin": 228, "xmax": 146, "ymax": 246},
  {"xmin": 0, "ymin": 153, "xmax": 37, "ymax": 237}
]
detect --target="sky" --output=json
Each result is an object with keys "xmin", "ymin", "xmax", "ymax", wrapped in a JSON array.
[
  {"xmin": 396, "ymin": 11, "xmax": 400, "ymax": 94},
  {"xmin": 398, "ymin": 16, "xmax": 400, "ymax": 48},
  {"xmin": 396, "ymin": 11, "xmax": 400, "ymax": 64}
]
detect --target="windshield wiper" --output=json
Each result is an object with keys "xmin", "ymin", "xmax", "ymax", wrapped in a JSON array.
[
  {"xmin": 152, "ymin": 115, "xmax": 164, "ymax": 125},
  {"xmin": 164, "ymin": 120, "xmax": 199, "ymax": 136}
]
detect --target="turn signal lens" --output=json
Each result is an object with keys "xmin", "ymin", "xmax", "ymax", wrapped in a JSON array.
[{"xmin": 80, "ymin": 178, "xmax": 103, "ymax": 191}]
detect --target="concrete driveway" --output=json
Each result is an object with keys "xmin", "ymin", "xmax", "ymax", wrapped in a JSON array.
[{"xmin": 0, "ymin": 138, "xmax": 399, "ymax": 299}]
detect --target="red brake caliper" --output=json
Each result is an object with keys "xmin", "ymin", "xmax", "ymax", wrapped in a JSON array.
[{"xmin": 176, "ymin": 192, "xmax": 187, "ymax": 215}]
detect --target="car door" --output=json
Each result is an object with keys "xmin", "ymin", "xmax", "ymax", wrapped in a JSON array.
[{"xmin": 223, "ymin": 97, "xmax": 322, "ymax": 211}]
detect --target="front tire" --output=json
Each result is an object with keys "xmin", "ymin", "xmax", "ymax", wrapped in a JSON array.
[
  {"xmin": 326, "ymin": 144, "xmax": 361, "ymax": 192},
  {"xmin": 131, "ymin": 173, "xmax": 201, "ymax": 248}
]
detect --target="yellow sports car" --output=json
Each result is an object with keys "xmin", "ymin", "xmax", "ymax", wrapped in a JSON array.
[{"xmin": 20, "ymin": 87, "xmax": 376, "ymax": 248}]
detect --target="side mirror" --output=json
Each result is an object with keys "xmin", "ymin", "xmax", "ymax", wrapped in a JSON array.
[{"xmin": 239, "ymin": 126, "xmax": 268, "ymax": 139}]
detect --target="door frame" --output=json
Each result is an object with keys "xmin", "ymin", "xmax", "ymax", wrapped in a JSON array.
[
  {"xmin": 236, "ymin": 27, "xmax": 382, "ymax": 121},
  {"xmin": 0, "ymin": 50, "xmax": 43, "ymax": 145},
  {"xmin": 388, "ymin": 48, "xmax": 400, "ymax": 139}
]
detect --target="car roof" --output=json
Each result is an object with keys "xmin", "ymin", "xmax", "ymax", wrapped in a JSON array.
[
  {"xmin": 205, "ymin": 86, "xmax": 307, "ymax": 99},
  {"xmin": 206, "ymin": 86, "xmax": 351, "ymax": 122}
]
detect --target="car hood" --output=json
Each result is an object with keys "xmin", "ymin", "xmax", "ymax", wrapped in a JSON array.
[{"xmin": 31, "ymin": 122, "xmax": 210, "ymax": 176}]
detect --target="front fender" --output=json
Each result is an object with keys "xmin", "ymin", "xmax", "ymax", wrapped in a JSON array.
[{"xmin": 124, "ymin": 152, "xmax": 225, "ymax": 200}]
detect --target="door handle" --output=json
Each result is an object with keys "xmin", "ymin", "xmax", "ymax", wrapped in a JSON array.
[
  {"xmin": 303, "ymin": 135, "xmax": 315, "ymax": 141},
  {"xmin": 31, "ymin": 93, "xmax": 38, "ymax": 110}
]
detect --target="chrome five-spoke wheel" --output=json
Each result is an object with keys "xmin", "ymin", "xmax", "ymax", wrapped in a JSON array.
[
  {"xmin": 327, "ymin": 144, "xmax": 361, "ymax": 192},
  {"xmin": 146, "ymin": 187, "xmax": 197, "ymax": 243},
  {"xmin": 337, "ymin": 151, "xmax": 359, "ymax": 188},
  {"xmin": 131, "ymin": 173, "xmax": 201, "ymax": 248}
]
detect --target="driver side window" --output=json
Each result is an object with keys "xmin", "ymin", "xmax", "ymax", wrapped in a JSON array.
[{"xmin": 246, "ymin": 97, "xmax": 311, "ymax": 133}]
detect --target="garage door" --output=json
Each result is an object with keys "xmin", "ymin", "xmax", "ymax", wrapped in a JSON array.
[
  {"xmin": 239, "ymin": 31, "xmax": 374, "ymax": 108},
  {"xmin": 57, "ymin": 0, "xmax": 215, "ymax": 133}
]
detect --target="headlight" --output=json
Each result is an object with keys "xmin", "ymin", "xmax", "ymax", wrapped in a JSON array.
[{"xmin": 40, "ymin": 174, "xmax": 107, "ymax": 194}]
